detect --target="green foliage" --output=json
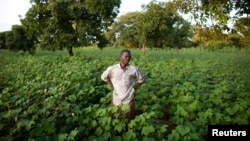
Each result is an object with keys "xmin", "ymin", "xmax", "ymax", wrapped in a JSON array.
[
  {"xmin": 105, "ymin": 12, "xmax": 142, "ymax": 48},
  {"xmin": 22, "ymin": 0, "xmax": 121, "ymax": 54},
  {"xmin": 0, "ymin": 32, "xmax": 7, "ymax": 49},
  {"xmin": 0, "ymin": 47, "xmax": 249, "ymax": 140},
  {"xmin": 232, "ymin": 17, "xmax": 250, "ymax": 48},
  {"xmin": 138, "ymin": 1, "xmax": 192, "ymax": 48},
  {"xmin": 106, "ymin": 1, "xmax": 192, "ymax": 49},
  {"xmin": 3, "ymin": 25, "xmax": 37, "ymax": 55},
  {"xmin": 192, "ymin": 26, "xmax": 240, "ymax": 50},
  {"xmin": 172, "ymin": 0, "xmax": 249, "ymax": 28},
  {"xmin": 234, "ymin": 17, "xmax": 250, "ymax": 36}
]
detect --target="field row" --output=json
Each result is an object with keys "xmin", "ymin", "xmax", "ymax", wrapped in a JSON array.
[{"xmin": 0, "ymin": 47, "xmax": 250, "ymax": 140}]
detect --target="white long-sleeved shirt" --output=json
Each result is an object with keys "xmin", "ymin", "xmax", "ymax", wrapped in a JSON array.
[{"xmin": 101, "ymin": 64, "xmax": 145, "ymax": 105}]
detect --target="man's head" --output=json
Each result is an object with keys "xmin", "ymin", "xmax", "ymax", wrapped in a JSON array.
[{"xmin": 120, "ymin": 49, "xmax": 131, "ymax": 65}]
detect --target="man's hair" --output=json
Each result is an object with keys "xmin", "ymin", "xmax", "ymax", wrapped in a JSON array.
[{"xmin": 120, "ymin": 49, "xmax": 131, "ymax": 56}]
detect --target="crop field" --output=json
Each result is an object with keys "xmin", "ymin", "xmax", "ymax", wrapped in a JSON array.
[{"xmin": 0, "ymin": 47, "xmax": 250, "ymax": 141}]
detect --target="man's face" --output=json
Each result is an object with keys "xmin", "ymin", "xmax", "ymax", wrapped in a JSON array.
[{"xmin": 120, "ymin": 51, "xmax": 131, "ymax": 65}]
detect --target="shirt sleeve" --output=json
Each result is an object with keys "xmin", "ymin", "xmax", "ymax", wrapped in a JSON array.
[
  {"xmin": 101, "ymin": 66, "xmax": 111, "ymax": 82},
  {"xmin": 135, "ymin": 67, "xmax": 145, "ymax": 84}
]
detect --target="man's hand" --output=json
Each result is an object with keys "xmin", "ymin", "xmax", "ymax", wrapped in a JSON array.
[
  {"xmin": 134, "ymin": 82, "xmax": 142, "ymax": 90},
  {"xmin": 105, "ymin": 80, "xmax": 114, "ymax": 90}
]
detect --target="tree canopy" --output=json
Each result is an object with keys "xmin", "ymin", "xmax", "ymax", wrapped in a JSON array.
[
  {"xmin": 21, "ymin": 0, "xmax": 121, "ymax": 56},
  {"xmin": 1, "ymin": 0, "xmax": 249, "ymax": 53},
  {"xmin": 1, "ymin": 25, "xmax": 37, "ymax": 54},
  {"xmin": 105, "ymin": 12, "xmax": 142, "ymax": 48},
  {"xmin": 106, "ymin": 1, "xmax": 192, "ymax": 49},
  {"xmin": 172, "ymin": 0, "xmax": 250, "ymax": 29}
]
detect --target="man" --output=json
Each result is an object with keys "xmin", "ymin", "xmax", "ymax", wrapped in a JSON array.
[{"xmin": 101, "ymin": 49, "xmax": 145, "ymax": 120}]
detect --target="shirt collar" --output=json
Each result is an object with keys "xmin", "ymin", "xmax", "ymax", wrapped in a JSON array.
[{"xmin": 117, "ymin": 63, "xmax": 130, "ymax": 70}]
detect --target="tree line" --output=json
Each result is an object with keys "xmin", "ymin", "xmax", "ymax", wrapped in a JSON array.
[{"xmin": 0, "ymin": 0, "xmax": 249, "ymax": 55}]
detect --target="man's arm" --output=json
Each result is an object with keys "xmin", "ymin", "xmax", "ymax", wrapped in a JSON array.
[
  {"xmin": 101, "ymin": 67, "xmax": 114, "ymax": 90},
  {"xmin": 105, "ymin": 80, "xmax": 114, "ymax": 90},
  {"xmin": 134, "ymin": 67, "xmax": 146, "ymax": 89}
]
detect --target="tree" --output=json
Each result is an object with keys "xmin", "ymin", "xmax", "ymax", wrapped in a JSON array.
[
  {"xmin": 234, "ymin": 17, "xmax": 250, "ymax": 36},
  {"xmin": 0, "ymin": 32, "xmax": 7, "ymax": 49},
  {"xmin": 106, "ymin": 1, "xmax": 192, "ymax": 52},
  {"xmin": 170, "ymin": 0, "xmax": 250, "ymax": 50},
  {"xmin": 22, "ymin": 0, "xmax": 121, "ymax": 56},
  {"xmin": 233, "ymin": 17, "xmax": 250, "ymax": 48},
  {"xmin": 138, "ymin": 1, "xmax": 191, "ymax": 48},
  {"xmin": 192, "ymin": 26, "xmax": 229, "ymax": 50},
  {"xmin": 4, "ymin": 25, "xmax": 37, "ymax": 54},
  {"xmin": 105, "ymin": 12, "xmax": 142, "ymax": 48},
  {"xmin": 234, "ymin": 0, "xmax": 250, "ymax": 16},
  {"xmin": 171, "ymin": 16, "xmax": 193, "ymax": 48},
  {"xmin": 172, "ymin": 0, "xmax": 250, "ymax": 29}
]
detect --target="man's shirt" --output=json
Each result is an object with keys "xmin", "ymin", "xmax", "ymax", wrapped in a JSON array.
[{"xmin": 101, "ymin": 64, "xmax": 145, "ymax": 105}]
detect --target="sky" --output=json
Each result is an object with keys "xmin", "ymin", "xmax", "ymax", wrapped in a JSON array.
[{"xmin": 0, "ymin": 0, "xmax": 166, "ymax": 32}]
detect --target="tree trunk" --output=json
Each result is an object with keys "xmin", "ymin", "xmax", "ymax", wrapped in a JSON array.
[
  {"xmin": 68, "ymin": 46, "xmax": 74, "ymax": 57},
  {"xmin": 141, "ymin": 43, "xmax": 146, "ymax": 56}
]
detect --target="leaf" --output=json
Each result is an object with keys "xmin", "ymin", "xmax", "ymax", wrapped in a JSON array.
[
  {"xmin": 143, "ymin": 137, "xmax": 155, "ymax": 141},
  {"xmin": 128, "ymin": 120, "xmax": 136, "ymax": 129},
  {"xmin": 44, "ymin": 121, "xmax": 55, "ymax": 134},
  {"xmin": 104, "ymin": 124, "xmax": 111, "ymax": 131},
  {"xmin": 175, "ymin": 125, "xmax": 190, "ymax": 136},
  {"xmin": 111, "ymin": 106, "xmax": 118, "ymax": 113},
  {"xmin": 122, "ymin": 130, "xmax": 136, "ymax": 140},
  {"xmin": 159, "ymin": 125, "xmax": 167, "ymax": 133},
  {"xmin": 103, "ymin": 132, "xmax": 111, "ymax": 141},
  {"xmin": 25, "ymin": 120, "xmax": 35, "ymax": 131},
  {"xmin": 175, "ymin": 105, "xmax": 188, "ymax": 117},
  {"xmin": 187, "ymin": 99, "xmax": 198, "ymax": 112},
  {"xmin": 180, "ymin": 95, "xmax": 193, "ymax": 103},
  {"xmin": 121, "ymin": 104, "xmax": 130, "ymax": 113},
  {"xmin": 0, "ymin": 123, "xmax": 4, "ymax": 130},
  {"xmin": 224, "ymin": 116, "xmax": 232, "ymax": 123},
  {"xmin": 112, "ymin": 119, "xmax": 119, "ymax": 126},
  {"xmin": 190, "ymin": 132, "xmax": 200, "ymax": 140},
  {"xmin": 95, "ymin": 127, "xmax": 103, "ymax": 136},
  {"xmin": 17, "ymin": 119, "xmax": 26, "ymax": 130},
  {"xmin": 95, "ymin": 109, "xmax": 106, "ymax": 117},
  {"xmin": 214, "ymin": 113, "xmax": 223, "ymax": 123},
  {"xmin": 88, "ymin": 135, "xmax": 97, "ymax": 141},
  {"xmin": 110, "ymin": 136, "xmax": 122, "ymax": 141},
  {"xmin": 67, "ymin": 95, "xmax": 76, "ymax": 102},
  {"xmin": 29, "ymin": 127, "xmax": 43, "ymax": 137},
  {"xmin": 232, "ymin": 103, "xmax": 240, "ymax": 113},
  {"xmin": 168, "ymin": 130, "xmax": 180, "ymax": 141},
  {"xmin": 58, "ymin": 133, "xmax": 68, "ymax": 141},
  {"xmin": 204, "ymin": 108, "xmax": 213, "ymax": 118},
  {"xmin": 100, "ymin": 117, "xmax": 111, "ymax": 125},
  {"xmin": 91, "ymin": 120, "xmax": 97, "ymax": 127},
  {"xmin": 135, "ymin": 115, "xmax": 146, "ymax": 125},
  {"xmin": 114, "ymin": 122, "xmax": 123, "ymax": 132},
  {"xmin": 67, "ymin": 129, "xmax": 79, "ymax": 141},
  {"xmin": 141, "ymin": 125, "xmax": 155, "ymax": 136}
]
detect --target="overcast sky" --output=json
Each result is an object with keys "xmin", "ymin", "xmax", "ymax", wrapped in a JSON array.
[{"xmin": 0, "ymin": 0, "xmax": 166, "ymax": 32}]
